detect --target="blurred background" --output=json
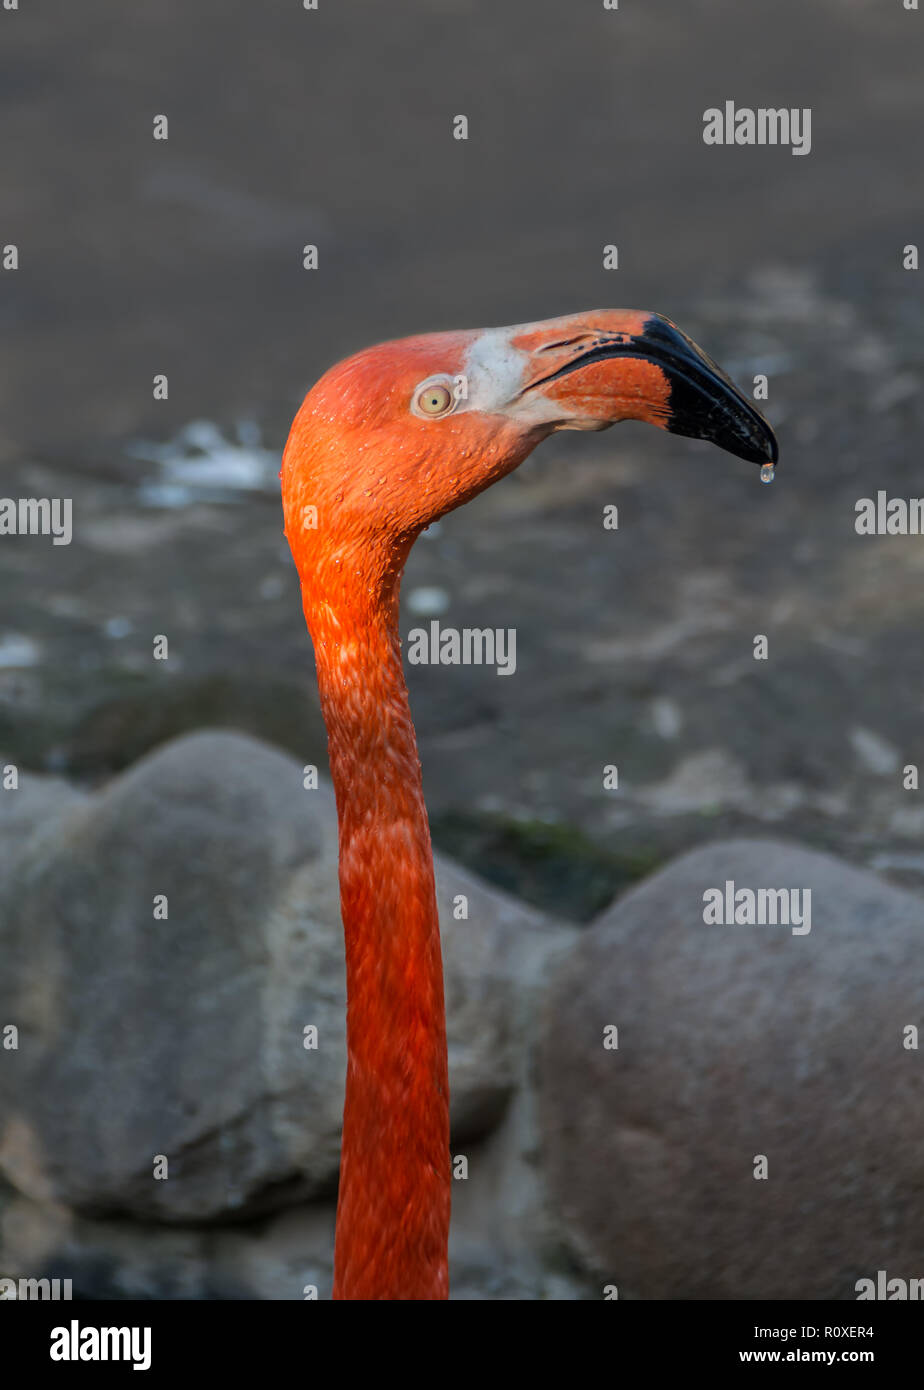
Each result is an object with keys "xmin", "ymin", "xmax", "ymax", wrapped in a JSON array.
[{"xmin": 1, "ymin": 0, "xmax": 923, "ymax": 1300}]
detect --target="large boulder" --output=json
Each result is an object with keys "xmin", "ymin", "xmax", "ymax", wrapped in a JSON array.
[
  {"xmin": 0, "ymin": 730, "xmax": 564, "ymax": 1223},
  {"xmin": 538, "ymin": 839, "xmax": 924, "ymax": 1299},
  {"xmin": 0, "ymin": 763, "xmax": 87, "ymax": 883}
]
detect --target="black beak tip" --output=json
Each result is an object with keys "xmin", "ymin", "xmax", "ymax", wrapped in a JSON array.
[
  {"xmin": 641, "ymin": 314, "xmax": 779, "ymax": 471},
  {"xmin": 722, "ymin": 414, "xmax": 779, "ymax": 467},
  {"xmin": 666, "ymin": 394, "xmax": 779, "ymax": 469}
]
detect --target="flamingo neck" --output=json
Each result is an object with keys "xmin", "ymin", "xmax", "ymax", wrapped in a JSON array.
[{"xmin": 308, "ymin": 583, "xmax": 450, "ymax": 1300}]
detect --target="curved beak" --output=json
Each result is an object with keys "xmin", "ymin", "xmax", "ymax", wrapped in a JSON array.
[{"xmin": 513, "ymin": 310, "xmax": 778, "ymax": 467}]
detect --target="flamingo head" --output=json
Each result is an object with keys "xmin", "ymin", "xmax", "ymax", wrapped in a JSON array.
[{"xmin": 282, "ymin": 309, "xmax": 777, "ymax": 591}]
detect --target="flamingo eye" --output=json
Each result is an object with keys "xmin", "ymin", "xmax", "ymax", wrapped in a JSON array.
[{"xmin": 414, "ymin": 382, "xmax": 454, "ymax": 417}]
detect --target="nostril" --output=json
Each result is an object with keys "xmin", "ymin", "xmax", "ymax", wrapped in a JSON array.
[{"xmin": 535, "ymin": 334, "xmax": 592, "ymax": 354}]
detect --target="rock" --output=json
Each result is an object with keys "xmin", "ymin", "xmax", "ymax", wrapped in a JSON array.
[
  {"xmin": 0, "ymin": 1076, "xmax": 587, "ymax": 1300},
  {"xmin": 538, "ymin": 839, "xmax": 924, "ymax": 1299},
  {"xmin": 0, "ymin": 730, "xmax": 565, "ymax": 1223},
  {"xmin": 0, "ymin": 766, "xmax": 87, "ymax": 884},
  {"xmin": 0, "ymin": 852, "xmax": 575, "ymax": 1299},
  {"xmin": 0, "ymin": 1190, "xmax": 334, "ymax": 1301}
]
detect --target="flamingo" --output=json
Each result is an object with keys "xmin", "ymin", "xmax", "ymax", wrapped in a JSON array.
[{"xmin": 280, "ymin": 309, "xmax": 777, "ymax": 1300}]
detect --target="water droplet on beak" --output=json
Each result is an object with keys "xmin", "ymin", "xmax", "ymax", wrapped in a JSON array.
[{"xmin": 760, "ymin": 463, "xmax": 775, "ymax": 485}]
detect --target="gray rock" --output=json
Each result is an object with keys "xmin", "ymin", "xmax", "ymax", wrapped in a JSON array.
[
  {"xmin": 0, "ymin": 730, "xmax": 561, "ymax": 1223},
  {"xmin": 538, "ymin": 839, "xmax": 924, "ymax": 1299},
  {"xmin": 0, "ymin": 860, "xmax": 575, "ymax": 1299},
  {"xmin": 0, "ymin": 1189, "xmax": 334, "ymax": 1300},
  {"xmin": 0, "ymin": 764, "xmax": 87, "ymax": 883},
  {"xmin": 0, "ymin": 1090, "xmax": 586, "ymax": 1300}
]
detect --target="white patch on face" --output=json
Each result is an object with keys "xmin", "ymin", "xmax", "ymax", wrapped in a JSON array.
[
  {"xmin": 460, "ymin": 327, "xmax": 528, "ymax": 414},
  {"xmin": 458, "ymin": 321, "xmax": 574, "ymax": 426},
  {"xmin": 409, "ymin": 319, "xmax": 584, "ymax": 428}
]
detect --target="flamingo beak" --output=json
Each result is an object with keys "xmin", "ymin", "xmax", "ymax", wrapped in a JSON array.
[{"xmin": 517, "ymin": 311, "xmax": 778, "ymax": 467}]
